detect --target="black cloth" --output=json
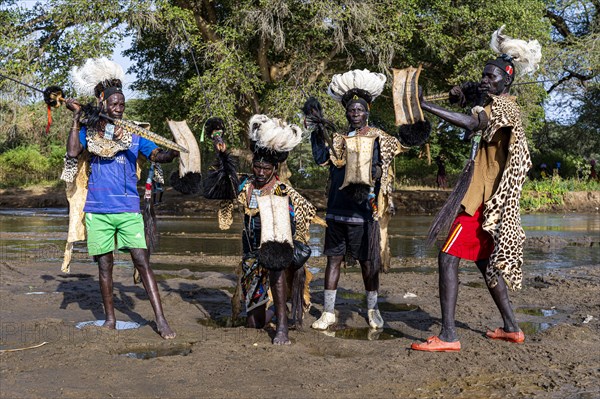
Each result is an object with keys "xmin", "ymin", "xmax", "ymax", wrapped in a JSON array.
[{"xmin": 323, "ymin": 220, "xmax": 369, "ymax": 260}]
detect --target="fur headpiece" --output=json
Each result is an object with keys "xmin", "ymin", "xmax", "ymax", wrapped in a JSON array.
[
  {"xmin": 70, "ymin": 57, "xmax": 125, "ymax": 100},
  {"xmin": 489, "ymin": 25, "xmax": 542, "ymax": 78},
  {"xmin": 327, "ymin": 69, "xmax": 386, "ymax": 108},
  {"xmin": 248, "ymin": 114, "xmax": 303, "ymax": 164}
]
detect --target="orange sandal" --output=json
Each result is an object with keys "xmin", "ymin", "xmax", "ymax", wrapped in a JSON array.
[
  {"xmin": 486, "ymin": 328, "xmax": 525, "ymax": 343},
  {"xmin": 411, "ymin": 336, "xmax": 461, "ymax": 352}
]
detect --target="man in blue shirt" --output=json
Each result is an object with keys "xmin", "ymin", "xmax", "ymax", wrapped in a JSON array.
[{"xmin": 66, "ymin": 60, "xmax": 178, "ymax": 339}]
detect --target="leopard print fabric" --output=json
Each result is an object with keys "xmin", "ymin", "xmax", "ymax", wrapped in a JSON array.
[
  {"xmin": 60, "ymin": 126, "xmax": 133, "ymax": 182},
  {"xmin": 284, "ymin": 184, "xmax": 317, "ymax": 244},
  {"xmin": 481, "ymin": 95, "xmax": 532, "ymax": 290},
  {"xmin": 218, "ymin": 200, "xmax": 234, "ymax": 230},
  {"xmin": 86, "ymin": 127, "xmax": 133, "ymax": 158},
  {"xmin": 60, "ymin": 155, "xmax": 80, "ymax": 183}
]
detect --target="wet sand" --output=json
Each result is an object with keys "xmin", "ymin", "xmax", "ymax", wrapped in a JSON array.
[
  {"xmin": 1, "ymin": 187, "xmax": 599, "ymax": 398},
  {"xmin": 1, "ymin": 252, "xmax": 599, "ymax": 398}
]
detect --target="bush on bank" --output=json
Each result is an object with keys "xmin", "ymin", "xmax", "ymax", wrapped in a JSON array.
[
  {"xmin": 521, "ymin": 177, "xmax": 600, "ymax": 211},
  {"xmin": 0, "ymin": 144, "xmax": 65, "ymax": 187}
]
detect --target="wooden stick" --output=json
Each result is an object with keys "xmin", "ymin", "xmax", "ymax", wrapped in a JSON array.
[{"xmin": 0, "ymin": 341, "xmax": 48, "ymax": 353}]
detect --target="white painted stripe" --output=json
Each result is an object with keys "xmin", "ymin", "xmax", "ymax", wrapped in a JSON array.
[{"xmin": 444, "ymin": 225, "xmax": 463, "ymax": 253}]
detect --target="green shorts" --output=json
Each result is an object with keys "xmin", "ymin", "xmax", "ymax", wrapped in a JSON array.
[{"xmin": 85, "ymin": 212, "xmax": 147, "ymax": 256}]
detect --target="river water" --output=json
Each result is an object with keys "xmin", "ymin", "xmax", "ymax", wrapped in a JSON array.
[{"xmin": 0, "ymin": 209, "xmax": 598, "ymax": 271}]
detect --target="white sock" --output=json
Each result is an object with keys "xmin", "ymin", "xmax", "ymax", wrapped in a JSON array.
[
  {"xmin": 366, "ymin": 290, "xmax": 378, "ymax": 310},
  {"xmin": 323, "ymin": 289, "xmax": 337, "ymax": 313}
]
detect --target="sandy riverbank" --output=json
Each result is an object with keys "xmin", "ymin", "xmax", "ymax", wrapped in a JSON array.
[
  {"xmin": 1, "ymin": 252, "xmax": 599, "ymax": 398},
  {"xmin": 1, "ymin": 186, "xmax": 599, "ymax": 398}
]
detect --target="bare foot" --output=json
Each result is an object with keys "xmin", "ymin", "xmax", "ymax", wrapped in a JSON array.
[
  {"xmin": 157, "ymin": 319, "xmax": 176, "ymax": 339},
  {"xmin": 272, "ymin": 330, "xmax": 290, "ymax": 345},
  {"xmin": 102, "ymin": 319, "xmax": 116, "ymax": 329}
]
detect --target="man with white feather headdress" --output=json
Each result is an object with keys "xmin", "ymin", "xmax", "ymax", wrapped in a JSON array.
[
  {"xmin": 303, "ymin": 69, "xmax": 426, "ymax": 331},
  {"xmin": 62, "ymin": 58, "xmax": 179, "ymax": 339},
  {"xmin": 412, "ymin": 26, "xmax": 542, "ymax": 352},
  {"xmin": 204, "ymin": 114, "xmax": 319, "ymax": 345}
]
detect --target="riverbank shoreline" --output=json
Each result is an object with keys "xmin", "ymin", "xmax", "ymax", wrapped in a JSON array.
[
  {"xmin": 1, "ymin": 185, "xmax": 599, "ymax": 214},
  {"xmin": 1, "ymin": 190, "xmax": 599, "ymax": 398}
]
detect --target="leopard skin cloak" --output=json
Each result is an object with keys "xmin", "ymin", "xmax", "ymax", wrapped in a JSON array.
[
  {"xmin": 61, "ymin": 152, "xmax": 90, "ymax": 273},
  {"xmin": 481, "ymin": 95, "xmax": 532, "ymax": 290}
]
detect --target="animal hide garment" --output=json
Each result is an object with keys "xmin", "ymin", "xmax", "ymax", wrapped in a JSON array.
[
  {"xmin": 340, "ymin": 135, "xmax": 377, "ymax": 190},
  {"xmin": 257, "ymin": 195, "xmax": 294, "ymax": 270}
]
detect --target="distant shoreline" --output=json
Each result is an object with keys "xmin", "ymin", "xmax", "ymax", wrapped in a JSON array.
[{"xmin": 1, "ymin": 185, "xmax": 598, "ymax": 214}]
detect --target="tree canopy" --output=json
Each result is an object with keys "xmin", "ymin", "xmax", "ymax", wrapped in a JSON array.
[
  {"xmin": 1, "ymin": 0, "xmax": 597, "ymax": 179},
  {"xmin": 3, "ymin": 1, "xmax": 550, "ymax": 128}
]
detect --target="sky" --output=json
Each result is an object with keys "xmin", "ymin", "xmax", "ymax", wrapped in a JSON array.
[
  {"xmin": 110, "ymin": 36, "xmax": 139, "ymax": 100},
  {"xmin": 16, "ymin": 1, "xmax": 139, "ymax": 99}
]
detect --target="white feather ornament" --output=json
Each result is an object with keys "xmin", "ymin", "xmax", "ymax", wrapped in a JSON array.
[
  {"xmin": 248, "ymin": 114, "xmax": 303, "ymax": 153},
  {"xmin": 70, "ymin": 57, "xmax": 125, "ymax": 97},
  {"xmin": 490, "ymin": 25, "xmax": 542, "ymax": 77},
  {"xmin": 327, "ymin": 69, "xmax": 387, "ymax": 102}
]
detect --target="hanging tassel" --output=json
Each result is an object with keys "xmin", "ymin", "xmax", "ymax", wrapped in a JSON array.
[
  {"xmin": 143, "ymin": 166, "xmax": 159, "ymax": 255},
  {"xmin": 203, "ymin": 150, "xmax": 240, "ymax": 200},
  {"xmin": 42, "ymin": 85, "xmax": 64, "ymax": 135},
  {"xmin": 231, "ymin": 261, "xmax": 243, "ymax": 321},
  {"xmin": 143, "ymin": 198, "xmax": 158, "ymax": 252},
  {"xmin": 368, "ymin": 220, "xmax": 382, "ymax": 276},
  {"xmin": 45, "ymin": 105, "xmax": 52, "ymax": 135},
  {"xmin": 366, "ymin": 190, "xmax": 382, "ymax": 275},
  {"xmin": 290, "ymin": 267, "xmax": 306, "ymax": 328},
  {"xmin": 426, "ymin": 134, "xmax": 481, "ymax": 247}
]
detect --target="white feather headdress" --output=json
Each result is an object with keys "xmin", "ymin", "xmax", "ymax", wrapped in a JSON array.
[
  {"xmin": 70, "ymin": 57, "xmax": 125, "ymax": 97},
  {"xmin": 327, "ymin": 69, "xmax": 387, "ymax": 104},
  {"xmin": 249, "ymin": 114, "xmax": 303, "ymax": 153},
  {"xmin": 490, "ymin": 25, "xmax": 542, "ymax": 77}
]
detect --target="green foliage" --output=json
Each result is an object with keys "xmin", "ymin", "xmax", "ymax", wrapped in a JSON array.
[
  {"xmin": 521, "ymin": 177, "xmax": 600, "ymax": 211},
  {"xmin": 287, "ymin": 141, "xmax": 329, "ymax": 189},
  {"xmin": 2, "ymin": 0, "xmax": 550, "ymax": 141},
  {"xmin": 1, "ymin": 0, "xmax": 596, "ymax": 192},
  {"xmin": 520, "ymin": 178, "xmax": 567, "ymax": 211},
  {"xmin": 394, "ymin": 156, "xmax": 439, "ymax": 188},
  {"xmin": 533, "ymin": 84, "xmax": 600, "ymax": 161},
  {"xmin": 0, "ymin": 144, "xmax": 65, "ymax": 187},
  {"xmin": 543, "ymin": 0, "xmax": 599, "ymax": 96},
  {"xmin": 529, "ymin": 150, "xmax": 598, "ymax": 179}
]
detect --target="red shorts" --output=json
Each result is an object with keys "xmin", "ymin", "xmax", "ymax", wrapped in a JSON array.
[{"xmin": 441, "ymin": 205, "xmax": 494, "ymax": 261}]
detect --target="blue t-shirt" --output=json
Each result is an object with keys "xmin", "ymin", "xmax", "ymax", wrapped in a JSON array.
[{"xmin": 79, "ymin": 126, "xmax": 158, "ymax": 213}]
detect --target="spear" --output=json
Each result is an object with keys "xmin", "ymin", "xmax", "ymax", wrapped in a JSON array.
[
  {"xmin": 0, "ymin": 72, "xmax": 188, "ymax": 153},
  {"xmin": 0, "ymin": 72, "xmax": 64, "ymax": 134}
]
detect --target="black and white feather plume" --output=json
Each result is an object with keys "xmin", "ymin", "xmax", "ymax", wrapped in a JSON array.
[
  {"xmin": 327, "ymin": 69, "xmax": 387, "ymax": 105},
  {"xmin": 70, "ymin": 57, "xmax": 125, "ymax": 97},
  {"xmin": 490, "ymin": 25, "xmax": 542, "ymax": 77},
  {"xmin": 249, "ymin": 114, "xmax": 303, "ymax": 154}
]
